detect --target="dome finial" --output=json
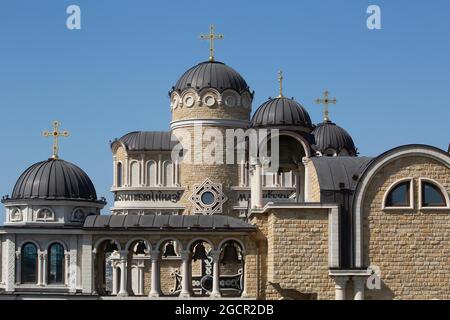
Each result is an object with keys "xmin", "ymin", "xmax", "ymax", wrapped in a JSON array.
[
  {"xmin": 277, "ymin": 70, "xmax": 284, "ymax": 98},
  {"xmin": 315, "ymin": 89, "xmax": 337, "ymax": 122},
  {"xmin": 42, "ymin": 120, "xmax": 70, "ymax": 159},
  {"xmin": 200, "ymin": 24, "xmax": 224, "ymax": 62}
]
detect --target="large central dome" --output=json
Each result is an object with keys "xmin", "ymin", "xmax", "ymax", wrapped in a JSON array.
[
  {"xmin": 10, "ymin": 158, "xmax": 98, "ymax": 201},
  {"xmin": 171, "ymin": 60, "xmax": 250, "ymax": 94}
]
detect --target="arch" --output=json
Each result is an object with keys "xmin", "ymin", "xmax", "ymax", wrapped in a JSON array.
[
  {"xmin": 93, "ymin": 238, "xmax": 122, "ymax": 253},
  {"xmin": 124, "ymin": 238, "xmax": 151, "ymax": 252},
  {"xmin": 45, "ymin": 240, "xmax": 69, "ymax": 252},
  {"xmin": 218, "ymin": 237, "xmax": 246, "ymax": 254},
  {"xmin": 163, "ymin": 160, "xmax": 174, "ymax": 186},
  {"xmin": 146, "ymin": 160, "xmax": 157, "ymax": 186},
  {"xmin": 156, "ymin": 237, "xmax": 183, "ymax": 251},
  {"xmin": 258, "ymin": 130, "xmax": 312, "ymax": 159},
  {"xmin": 72, "ymin": 208, "xmax": 86, "ymax": 221},
  {"xmin": 36, "ymin": 207, "xmax": 55, "ymax": 222},
  {"xmin": 381, "ymin": 177, "xmax": 414, "ymax": 210},
  {"xmin": 18, "ymin": 239, "xmax": 42, "ymax": 252},
  {"xmin": 130, "ymin": 161, "xmax": 140, "ymax": 187},
  {"xmin": 352, "ymin": 144, "xmax": 450, "ymax": 268},
  {"xmin": 419, "ymin": 177, "xmax": 450, "ymax": 209},
  {"xmin": 116, "ymin": 162, "xmax": 123, "ymax": 187},
  {"xmin": 186, "ymin": 237, "xmax": 215, "ymax": 251}
]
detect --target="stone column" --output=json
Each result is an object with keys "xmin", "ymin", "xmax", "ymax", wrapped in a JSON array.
[
  {"xmin": 149, "ymin": 251, "xmax": 162, "ymax": 298},
  {"xmin": 140, "ymin": 155, "xmax": 145, "ymax": 187},
  {"xmin": 137, "ymin": 263, "xmax": 144, "ymax": 296},
  {"xmin": 302, "ymin": 158, "xmax": 310, "ymax": 202},
  {"xmin": 113, "ymin": 156, "xmax": 117, "ymax": 187},
  {"xmin": 64, "ymin": 252, "xmax": 70, "ymax": 286},
  {"xmin": 81, "ymin": 235, "xmax": 93, "ymax": 294},
  {"xmin": 4, "ymin": 235, "xmax": 16, "ymax": 292},
  {"xmin": 118, "ymin": 253, "xmax": 128, "ymax": 297},
  {"xmin": 42, "ymin": 252, "xmax": 48, "ymax": 286},
  {"xmin": 36, "ymin": 252, "xmax": 42, "ymax": 286},
  {"xmin": 210, "ymin": 250, "xmax": 221, "ymax": 298},
  {"xmin": 250, "ymin": 161, "xmax": 263, "ymax": 209},
  {"xmin": 112, "ymin": 263, "xmax": 118, "ymax": 295},
  {"xmin": 333, "ymin": 276, "xmax": 349, "ymax": 300},
  {"xmin": 15, "ymin": 251, "xmax": 21, "ymax": 284},
  {"xmin": 239, "ymin": 160, "xmax": 245, "ymax": 187},
  {"xmin": 241, "ymin": 254, "xmax": 249, "ymax": 298},
  {"xmin": 174, "ymin": 160, "xmax": 179, "ymax": 186},
  {"xmin": 179, "ymin": 250, "xmax": 192, "ymax": 298},
  {"xmin": 353, "ymin": 277, "xmax": 366, "ymax": 300}
]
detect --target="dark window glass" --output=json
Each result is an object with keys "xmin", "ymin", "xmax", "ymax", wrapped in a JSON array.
[
  {"xmin": 386, "ymin": 181, "xmax": 410, "ymax": 207},
  {"xmin": 21, "ymin": 243, "xmax": 38, "ymax": 284},
  {"xmin": 422, "ymin": 182, "xmax": 446, "ymax": 207},
  {"xmin": 48, "ymin": 243, "xmax": 64, "ymax": 284},
  {"xmin": 117, "ymin": 163, "xmax": 123, "ymax": 187}
]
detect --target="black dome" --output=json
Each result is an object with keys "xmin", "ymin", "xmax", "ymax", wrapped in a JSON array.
[
  {"xmin": 171, "ymin": 61, "xmax": 250, "ymax": 94},
  {"xmin": 312, "ymin": 121, "xmax": 357, "ymax": 156},
  {"xmin": 251, "ymin": 97, "xmax": 313, "ymax": 130},
  {"xmin": 11, "ymin": 158, "xmax": 98, "ymax": 201}
]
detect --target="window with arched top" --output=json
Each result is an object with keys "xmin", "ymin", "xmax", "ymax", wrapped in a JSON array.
[
  {"xmin": 130, "ymin": 162, "xmax": 140, "ymax": 186},
  {"xmin": 36, "ymin": 208, "xmax": 55, "ymax": 222},
  {"xmin": 10, "ymin": 208, "xmax": 22, "ymax": 222},
  {"xmin": 117, "ymin": 162, "xmax": 123, "ymax": 187},
  {"xmin": 48, "ymin": 243, "xmax": 65, "ymax": 284},
  {"xmin": 21, "ymin": 243, "xmax": 38, "ymax": 284},
  {"xmin": 163, "ymin": 161, "xmax": 173, "ymax": 186},
  {"xmin": 147, "ymin": 161, "xmax": 157, "ymax": 186},
  {"xmin": 420, "ymin": 180, "xmax": 448, "ymax": 208},
  {"xmin": 384, "ymin": 179, "xmax": 413, "ymax": 209},
  {"xmin": 72, "ymin": 208, "xmax": 85, "ymax": 221}
]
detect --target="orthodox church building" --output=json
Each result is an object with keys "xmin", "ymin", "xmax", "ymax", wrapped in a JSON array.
[{"xmin": 0, "ymin": 27, "xmax": 449, "ymax": 300}]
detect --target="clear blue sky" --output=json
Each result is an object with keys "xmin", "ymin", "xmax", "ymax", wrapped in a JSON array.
[{"xmin": 0, "ymin": 0, "xmax": 449, "ymax": 221}]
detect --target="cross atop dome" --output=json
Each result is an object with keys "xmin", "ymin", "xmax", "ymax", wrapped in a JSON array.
[
  {"xmin": 277, "ymin": 71, "xmax": 284, "ymax": 98},
  {"xmin": 200, "ymin": 24, "xmax": 224, "ymax": 62},
  {"xmin": 315, "ymin": 90, "xmax": 337, "ymax": 122},
  {"xmin": 42, "ymin": 120, "xmax": 70, "ymax": 159}
]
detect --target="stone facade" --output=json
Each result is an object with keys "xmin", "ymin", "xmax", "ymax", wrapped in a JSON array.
[
  {"xmin": 251, "ymin": 208, "xmax": 335, "ymax": 300},
  {"xmin": 362, "ymin": 156, "xmax": 450, "ymax": 300}
]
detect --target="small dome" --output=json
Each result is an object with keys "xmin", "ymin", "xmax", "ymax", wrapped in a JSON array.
[
  {"xmin": 115, "ymin": 131, "xmax": 178, "ymax": 151},
  {"xmin": 251, "ymin": 97, "xmax": 313, "ymax": 131},
  {"xmin": 312, "ymin": 121, "xmax": 357, "ymax": 156},
  {"xmin": 171, "ymin": 60, "xmax": 250, "ymax": 94},
  {"xmin": 10, "ymin": 158, "xmax": 99, "ymax": 201}
]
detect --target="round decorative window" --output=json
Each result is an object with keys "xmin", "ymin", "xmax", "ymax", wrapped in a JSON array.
[
  {"xmin": 184, "ymin": 96, "xmax": 195, "ymax": 108},
  {"xmin": 204, "ymin": 95, "xmax": 216, "ymax": 107},
  {"xmin": 241, "ymin": 94, "xmax": 251, "ymax": 108},
  {"xmin": 224, "ymin": 95, "xmax": 236, "ymax": 107},
  {"xmin": 201, "ymin": 191, "xmax": 215, "ymax": 205}
]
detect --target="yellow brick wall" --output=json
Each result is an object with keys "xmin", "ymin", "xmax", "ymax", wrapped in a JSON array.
[
  {"xmin": 363, "ymin": 156, "xmax": 450, "ymax": 300},
  {"xmin": 172, "ymin": 126, "xmax": 240, "ymax": 216},
  {"xmin": 253, "ymin": 209, "xmax": 334, "ymax": 300},
  {"xmin": 308, "ymin": 160, "xmax": 321, "ymax": 202}
]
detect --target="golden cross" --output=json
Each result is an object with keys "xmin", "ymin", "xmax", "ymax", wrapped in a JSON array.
[
  {"xmin": 277, "ymin": 70, "xmax": 284, "ymax": 98},
  {"xmin": 200, "ymin": 24, "xmax": 224, "ymax": 62},
  {"xmin": 315, "ymin": 90, "xmax": 337, "ymax": 122},
  {"xmin": 42, "ymin": 121, "xmax": 70, "ymax": 159}
]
